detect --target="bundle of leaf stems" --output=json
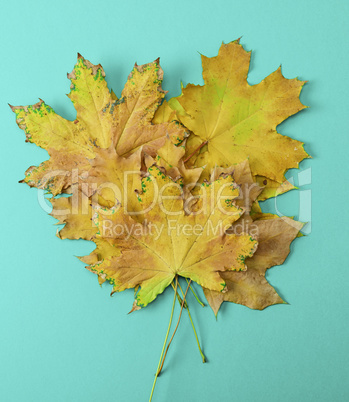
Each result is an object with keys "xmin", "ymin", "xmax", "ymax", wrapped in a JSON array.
[{"xmin": 149, "ymin": 276, "xmax": 206, "ymax": 401}]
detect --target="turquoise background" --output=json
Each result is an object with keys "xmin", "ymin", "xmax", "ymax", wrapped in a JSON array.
[{"xmin": 1, "ymin": 0, "xmax": 348, "ymax": 401}]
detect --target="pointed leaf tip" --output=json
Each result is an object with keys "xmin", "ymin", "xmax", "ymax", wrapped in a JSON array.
[{"xmin": 128, "ymin": 300, "xmax": 141, "ymax": 314}]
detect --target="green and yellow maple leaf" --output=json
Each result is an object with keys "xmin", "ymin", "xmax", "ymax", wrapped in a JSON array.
[{"xmin": 168, "ymin": 39, "xmax": 309, "ymax": 196}]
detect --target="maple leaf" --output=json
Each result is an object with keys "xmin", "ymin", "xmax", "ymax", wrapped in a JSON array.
[
  {"xmin": 204, "ymin": 216, "xmax": 303, "ymax": 315},
  {"xmin": 168, "ymin": 39, "xmax": 309, "ymax": 195},
  {"xmin": 82, "ymin": 166, "xmax": 257, "ymax": 308},
  {"xmin": 10, "ymin": 55, "xmax": 188, "ymax": 205},
  {"xmin": 202, "ymin": 160, "xmax": 303, "ymax": 314}
]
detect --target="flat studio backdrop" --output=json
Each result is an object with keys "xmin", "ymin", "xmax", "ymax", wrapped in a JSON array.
[{"xmin": 0, "ymin": 1, "xmax": 348, "ymax": 401}]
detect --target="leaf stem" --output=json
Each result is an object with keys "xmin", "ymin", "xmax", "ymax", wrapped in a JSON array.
[
  {"xmin": 185, "ymin": 278, "xmax": 205, "ymax": 307},
  {"xmin": 183, "ymin": 140, "xmax": 208, "ymax": 164},
  {"xmin": 171, "ymin": 281, "xmax": 188, "ymax": 308},
  {"xmin": 157, "ymin": 280, "xmax": 192, "ymax": 376},
  {"xmin": 178, "ymin": 281, "xmax": 206, "ymax": 363},
  {"xmin": 149, "ymin": 276, "xmax": 178, "ymax": 402}
]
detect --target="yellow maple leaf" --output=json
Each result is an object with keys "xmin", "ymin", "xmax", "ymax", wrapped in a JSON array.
[
  {"xmin": 83, "ymin": 166, "xmax": 257, "ymax": 308},
  {"xmin": 168, "ymin": 39, "xmax": 309, "ymax": 192},
  {"xmin": 11, "ymin": 55, "xmax": 187, "ymax": 206}
]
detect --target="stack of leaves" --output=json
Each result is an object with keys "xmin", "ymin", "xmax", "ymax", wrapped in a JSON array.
[{"xmin": 11, "ymin": 39, "xmax": 309, "ymax": 399}]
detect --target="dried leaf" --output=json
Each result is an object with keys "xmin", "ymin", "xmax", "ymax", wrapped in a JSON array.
[
  {"xmin": 204, "ymin": 215, "xmax": 304, "ymax": 315},
  {"xmin": 11, "ymin": 55, "xmax": 187, "ymax": 202},
  {"xmin": 87, "ymin": 166, "xmax": 257, "ymax": 308},
  {"xmin": 168, "ymin": 40, "xmax": 309, "ymax": 192}
]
